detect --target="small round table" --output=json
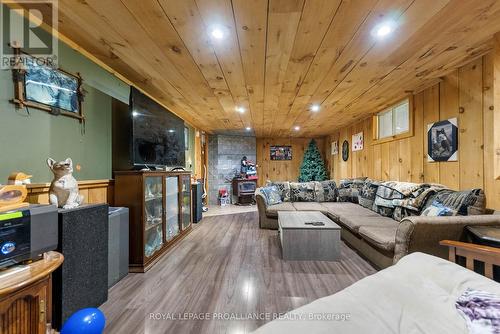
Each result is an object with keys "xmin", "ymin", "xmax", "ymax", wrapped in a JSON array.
[{"xmin": 0, "ymin": 251, "xmax": 64, "ymax": 334}]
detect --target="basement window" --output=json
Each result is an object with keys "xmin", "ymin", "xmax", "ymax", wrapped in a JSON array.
[{"xmin": 375, "ymin": 99, "xmax": 410, "ymax": 140}]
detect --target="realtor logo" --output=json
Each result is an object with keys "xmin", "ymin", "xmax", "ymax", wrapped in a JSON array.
[{"xmin": 1, "ymin": 0, "xmax": 58, "ymax": 69}]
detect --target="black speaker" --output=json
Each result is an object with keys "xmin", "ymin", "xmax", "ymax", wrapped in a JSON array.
[
  {"xmin": 52, "ymin": 204, "xmax": 108, "ymax": 330},
  {"xmin": 192, "ymin": 182, "xmax": 203, "ymax": 223}
]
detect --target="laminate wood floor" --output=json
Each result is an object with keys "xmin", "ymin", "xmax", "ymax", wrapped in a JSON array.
[
  {"xmin": 204, "ymin": 204, "xmax": 257, "ymax": 217},
  {"xmin": 100, "ymin": 212, "xmax": 376, "ymax": 334}
]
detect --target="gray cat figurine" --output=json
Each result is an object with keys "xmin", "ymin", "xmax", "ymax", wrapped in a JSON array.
[{"xmin": 47, "ymin": 157, "xmax": 84, "ymax": 209}]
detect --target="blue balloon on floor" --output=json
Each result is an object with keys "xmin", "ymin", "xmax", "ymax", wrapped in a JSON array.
[{"xmin": 61, "ymin": 308, "xmax": 106, "ymax": 334}]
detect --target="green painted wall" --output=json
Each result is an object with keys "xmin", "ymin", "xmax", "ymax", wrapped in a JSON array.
[{"xmin": 0, "ymin": 5, "xmax": 129, "ymax": 182}]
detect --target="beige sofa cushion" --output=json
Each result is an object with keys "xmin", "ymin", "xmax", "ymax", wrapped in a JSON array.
[
  {"xmin": 320, "ymin": 202, "xmax": 361, "ymax": 212},
  {"xmin": 339, "ymin": 215, "xmax": 398, "ymax": 233},
  {"xmin": 320, "ymin": 202, "xmax": 380, "ymax": 221},
  {"xmin": 359, "ymin": 226, "xmax": 398, "ymax": 251},
  {"xmin": 292, "ymin": 202, "xmax": 326, "ymax": 211},
  {"xmin": 265, "ymin": 202, "xmax": 296, "ymax": 218}
]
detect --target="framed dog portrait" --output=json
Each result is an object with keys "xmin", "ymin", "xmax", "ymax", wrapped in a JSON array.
[{"xmin": 427, "ymin": 118, "xmax": 458, "ymax": 162}]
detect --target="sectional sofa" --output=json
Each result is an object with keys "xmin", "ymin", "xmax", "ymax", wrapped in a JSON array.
[{"xmin": 255, "ymin": 178, "xmax": 500, "ymax": 268}]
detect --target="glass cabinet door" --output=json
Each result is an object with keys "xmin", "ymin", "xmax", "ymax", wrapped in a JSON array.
[
  {"xmin": 144, "ymin": 176, "xmax": 164, "ymax": 258},
  {"xmin": 180, "ymin": 175, "xmax": 191, "ymax": 230},
  {"xmin": 165, "ymin": 176, "xmax": 180, "ymax": 242}
]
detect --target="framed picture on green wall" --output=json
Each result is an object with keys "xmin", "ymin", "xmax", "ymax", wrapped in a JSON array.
[{"xmin": 12, "ymin": 51, "xmax": 84, "ymax": 121}]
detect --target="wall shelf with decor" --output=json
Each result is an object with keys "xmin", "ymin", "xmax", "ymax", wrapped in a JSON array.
[{"xmin": 114, "ymin": 170, "xmax": 192, "ymax": 273}]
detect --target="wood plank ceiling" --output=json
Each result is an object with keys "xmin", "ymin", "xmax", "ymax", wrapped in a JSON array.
[{"xmin": 29, "ymin": 0, "xmax": 500, "ymax": 137}]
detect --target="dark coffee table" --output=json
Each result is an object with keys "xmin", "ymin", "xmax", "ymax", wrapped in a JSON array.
[
  {"xmin": 466, "ymin": 226, "xmax": 500, "ymax": 248},
  {"xmin": 465, "ymin": 225, "xmax": 500, "ymax": 281}
]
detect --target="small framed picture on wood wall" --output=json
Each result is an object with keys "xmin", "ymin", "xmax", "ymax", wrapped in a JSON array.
[
  {"xmin": 427, "ymin": 118, "xmax": 458, "ymax": 162},
  {"xmin": 331, "ymin": 141, "xmax": 338, "ymax": 155},
  {"xmin": 352, "ymin": 132, "xmax": 364, "ymax": 151},
  {"xmin": 270, "ymin": 146, "xmax": 292, "ymax": 160}
]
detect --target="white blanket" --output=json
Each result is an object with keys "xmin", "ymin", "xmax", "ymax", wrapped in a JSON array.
[{"xmin": 252, "ymin": 253, "xmax": 500, "ymax": 334}]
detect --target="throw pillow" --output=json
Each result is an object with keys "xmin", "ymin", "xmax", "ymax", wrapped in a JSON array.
[
  {"xmin": 316, "ymin": 180, "xmax": 338, "ymax": 202},
  {"xmin": 266, "ymin": 181, "xmax": 291, "ymax": 202},
  {"xmin": 337, "ymin": 188, "xmax": 352, "ymax": 202},
  {"xmin": 429, "ymin": 189, "xmax": 485, "ymax": 216},
  {"xmin": 358, "ymin": 179, "xmax": 380, "ymax": 210},
  {"xmin": 339, "ymin": 178, "xmax": 354, "ymax": 188},
  {"xmin": 421, "ymin": 200, "xmax": 457, "ymax": 216},
  {"xmin": 290, "ymin": 182, "xmax": 317, "ymax": 202},
  {"xmin": 260, "ymin": 186, "xmax": 282, "ymax": 206},
  {"xmin": 374, "ymin": 183, "xmax": 404, "ymax": 217},
  {"xmin": 392, "ymin": 207, "xmax": 418, "ymax": 221},
  {"xmin": 338, "ymin": 177, "xmax": 367, "ymax": 203}
]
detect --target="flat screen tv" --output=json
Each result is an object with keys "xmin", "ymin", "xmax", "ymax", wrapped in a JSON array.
[{"xmin": 130, "ymin": 88, "xmax": 185, "ymax": 167}]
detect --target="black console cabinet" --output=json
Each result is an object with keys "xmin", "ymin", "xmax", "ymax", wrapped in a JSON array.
[{"xmin": 192, "ymin": 182, "xmax": 203, "ymax": 223}]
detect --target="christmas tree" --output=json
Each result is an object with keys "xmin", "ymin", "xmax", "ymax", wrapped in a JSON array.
[{"xmin": 298, "ymin": 139, "xmax": 328, "ymax": 182}]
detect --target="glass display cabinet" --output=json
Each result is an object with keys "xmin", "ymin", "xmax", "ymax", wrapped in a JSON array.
[
  {"xmin": 165, "ymin": 176, "xmax": 180, "ymax": 241},
  {"xmin": 114, "ymin": 171, "xmax": 192, "ymax": 273},
  {"xmin": 144, "ymin": 176, "xmax": 163, "ymax": 258}
]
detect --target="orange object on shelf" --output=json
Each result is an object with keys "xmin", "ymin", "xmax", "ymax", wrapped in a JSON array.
[{"xmin": 0, "ymin": 184, "xmax": 29, "ymax": 212}]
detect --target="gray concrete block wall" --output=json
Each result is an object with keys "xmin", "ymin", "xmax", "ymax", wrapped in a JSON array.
[{"xmin": 207, "ymin": 135, "xmax": 256, "ymax": 205}]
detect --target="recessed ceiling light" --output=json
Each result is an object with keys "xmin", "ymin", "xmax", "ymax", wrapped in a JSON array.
[
  {"xmin": 168, "ymin": 129, "xmax": 175, "ymax": 133},
  {"xmin": 311, "ymin": 104, "xmax": 320, "ymax": 112},
  {"xmin": 236, "ymin": 106, "xmax": 245, "ymax": 113},
  {"xmin": 132, "ymin": 111, "xmax": 139, "ymax": 117},
  {"xmin": 372, "ymin": 21, "xmax": 396, "ymax": 39},
  {"xmin": 210, "ymin": 26, "xmax": 226, "ymax": 40},
  {"xmin": 294, "ymin": 126, "xmax": 300, "ymax": 131},
  {"xmin": 245, "ymin": 127, "xmax": 251, "ymax": 131}
]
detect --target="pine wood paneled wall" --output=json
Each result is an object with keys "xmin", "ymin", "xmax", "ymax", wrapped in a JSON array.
[
  {"xmin": 256, "ymin": 137, "xmax": 326, "ymax": 186},
  {"xmin": 25, "ymin": 180, "xmax": 114, "ymax": 206},
  {"xmin": 325, "ymin": 54, "xmax": 500, "ymax": 209}
]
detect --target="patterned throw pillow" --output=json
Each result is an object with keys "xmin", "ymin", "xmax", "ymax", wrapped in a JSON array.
[
  {"xmin": 421, "ymin": 200, "xmax": 457, "ymax": 216},
  {"xmin": 339, "ymin": 178, "xmax": 354, "ymax": 188},
  {"xmin": 338, "ymin": 188, "xmax": 352, "ymax": 202},
  {"xmin": 316, "ymin": 180, "xmax": 338, "ymax": 202},
  {"xmin": 429, "ymin": 189, "xmax": 485, "ymax": 216},
  {"xmin": 266, "ymin": 181, "xmax": 291, "ymax": 202},
  {"xmin": 358, "ymin": 179, "xmax": 380, "ymax": 210},
  {"xmin": 393, "ymin": 207, "xmax": 418, "ymax": 221},
  {"xmin": 338, "ymin": 177, "xmax": 367, "ymax": 203},
  {"xmin": 290, "ymin": 182, "xmax": 317, "ymax": 202},
  {"xmin": 260, "ymin": 186, "xmax": 282, "ymax": 206},
  {"xmin": 374, "ymin": 184, "xmax": 404, "ymax": 217}
]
